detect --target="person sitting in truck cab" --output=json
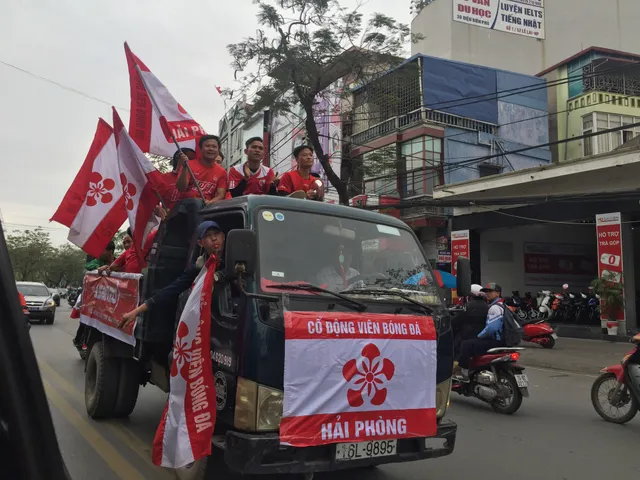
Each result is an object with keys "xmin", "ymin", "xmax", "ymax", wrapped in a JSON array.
[
  {"xmin": 316, "ymin": 241, "xmax": 365, "ymax": 292},
  {"xmin": 118, "ymin": 221, "xmax": 226, "ymax": 330}
]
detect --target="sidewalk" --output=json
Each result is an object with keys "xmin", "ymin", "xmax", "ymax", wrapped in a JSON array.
[{"xmin": 518, "ymin": 337, "xmax": 632, "ymax": 375}]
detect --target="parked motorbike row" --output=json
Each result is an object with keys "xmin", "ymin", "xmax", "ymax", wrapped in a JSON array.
[{"xmin": 506, "ymin": 287, "xmax": 601, "ymax": 326}]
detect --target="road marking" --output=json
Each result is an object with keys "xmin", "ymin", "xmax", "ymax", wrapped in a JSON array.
[
  {"xmin": 524, "ymin": 365, "xmax": 598, "ymax": 378},
  {"xmin": 38, "ymin": 358, "xmax": 173, "ymax": 480},
  {"xmin": 42, "ymin": 378, "xmax": 146, "ymax": 480}
]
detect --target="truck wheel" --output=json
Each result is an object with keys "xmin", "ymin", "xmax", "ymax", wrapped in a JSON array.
[
  {"xmin": 85, "ymin": 341, "xmax": 120, "ymax": 419},
  {"xmin": 113, "ymin": 359, "xmax": 141, "ymax": 417}
]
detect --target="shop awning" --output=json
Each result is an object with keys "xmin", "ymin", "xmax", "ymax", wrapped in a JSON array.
[{"xmin": 433, "ymin": 147, "xmax": 640, "ymax": 204}]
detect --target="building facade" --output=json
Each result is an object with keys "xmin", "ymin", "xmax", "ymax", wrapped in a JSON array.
[
  {"xmin": 539, "ymin": 47, "xmax": 640, "ymax": 163},
  {"xmin": 218, "ymin": 100, "xmax": 264, "ymax": 170},
  {"xmin": 349, "ymin": 54, "xmax": 550, "ymax": 265},
  {"xmin": 411, "ymin": 0, "xmax": 640, "ymax": 76}
]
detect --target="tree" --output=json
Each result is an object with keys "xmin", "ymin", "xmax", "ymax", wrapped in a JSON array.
[
  {"xmin": 44, "ymin": 244, "xmax": 86, "ymax": 287},
  {"xmin": 7, "ymin": 228, "xmax": 54, "ymax": 282},
  {"xmin": 227, "ymin": 0, "xmax": 419, "ymax": 204}
]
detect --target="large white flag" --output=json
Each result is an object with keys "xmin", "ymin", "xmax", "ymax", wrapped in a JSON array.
[
  {"xmin": 51, "ymin": 119, "xmax": 126, "ymax": 257},
  {"xmin": 112, "ymin": 108, "xmax": 166, "ymax": 263},
  {"xmin": 153, "ymin": 256, "xmax": 217, "ymax": 468},
  {"xmin": 124, "ymin": 42, "xmax": 206, "ymax": 157}
]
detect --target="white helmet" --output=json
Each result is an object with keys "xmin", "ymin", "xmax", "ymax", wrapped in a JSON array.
[{"xmin": 470, "ymin": 284, "xmax": 485, "ymax": 298}]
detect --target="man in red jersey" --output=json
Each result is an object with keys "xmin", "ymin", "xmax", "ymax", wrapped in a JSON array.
[
  {"xmin": 98, "ymin": 227, "xmax": 158, "ymax": 274},
  {"xmin": 176, "ymin": 135, "xmax": 228, "ymax": 205},
  {"xmin": 228, "ymin": 137, "xmax": 279, "ymax": 197},
  {"xmin": 277, "ymin": 145, "xmax": 323, "ymax": 200}
]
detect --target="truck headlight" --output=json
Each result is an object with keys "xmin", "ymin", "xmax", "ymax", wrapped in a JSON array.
[
  {"xmin": 234, "ymin": 377, "xmax": 283, "ymax": 432},
  {"xmin": 257, "ymin": 384, "xmax": 283, "ymax": 431},
  {"xmin": 435, "ymin": 378, "xmax": 452, "ymax": 419}
]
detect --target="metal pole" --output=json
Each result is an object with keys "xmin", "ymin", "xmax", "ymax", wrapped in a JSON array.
[{"xmin": 134, "ymin": 64, "xmax": 206, "ymax": 202}]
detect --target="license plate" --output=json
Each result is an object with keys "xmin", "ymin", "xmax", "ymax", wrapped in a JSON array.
[
  {"xmin": 551, "ymin": 333, "xmax": 558, "ymax": 339},
  {"xmin": 335, "ymin": 440, "xmax": 397, "ymax": 461},
  {"xmin": 514, "ymin": 374, "xmax": 529, "ymax": 388}
]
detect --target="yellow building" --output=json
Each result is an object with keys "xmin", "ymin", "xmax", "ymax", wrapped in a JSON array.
[{"xmin": 539, "ymin": 47, "xmax": 640, "ymax": 163}]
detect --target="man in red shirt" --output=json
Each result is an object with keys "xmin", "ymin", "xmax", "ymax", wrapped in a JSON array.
[
  {"xmin": 277, "ymin": 145, "xmax": 324, "ymax": 200},
  {"xmin": 176, "ymin": 135, "xmax": 228, "ymax": 205},
  {"xmin": 228, "ymin": 137, "xmax": 279, "ymax": 197},
  {"xmin": 99, "ymin": 228, "xmax": 158, "ymax": 274}
]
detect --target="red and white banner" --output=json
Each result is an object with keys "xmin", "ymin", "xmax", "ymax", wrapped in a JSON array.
[
  {"xmin": 125, "ymin": 43, "xmax": 206, "ymax": 157},
  {"xmin": 51, "ymin": 119, "xmax": 127, "ymax": 257},
  {"xmin": 112, "ymin": 108, "xmax": 166, "ymax": 262},
  {"xmin": 596, "ymin": 212, "xmax": 624, "ymax": 321},
  {"xmin": 451, "ymin": 230, "xmax": 470, "ymax": 275},
  {"xmin": 79, "ymin": 272, "xmax": 142, "ymax": 346},
  {"xmin": 280, "ymin": 312, "xmax": 437, "ymax": 447},
  {"xmin": 153, "ymin": 257, "xmax": 217, "ymax": 468}
]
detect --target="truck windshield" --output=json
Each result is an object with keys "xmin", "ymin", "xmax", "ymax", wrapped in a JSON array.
[{"xmin": 257, "ymin": 209, "xmax": 439, "ymax": 300}]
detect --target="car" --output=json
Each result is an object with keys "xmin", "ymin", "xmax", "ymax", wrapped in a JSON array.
[{"xmin": 16, "ymin": 281, "xmax": 57, "ymax": 325}]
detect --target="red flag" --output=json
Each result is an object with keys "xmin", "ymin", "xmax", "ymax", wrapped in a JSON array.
[
  {"xmin": 113, "ymin": 108, "xmax": 167, "ymax": 263},
  {"xmin": 51, "ymin": 119, "xmax": 126, "ymax": 257},
  {"xmin": 153, "ymin": 256, "xmax": 217, "ymax": 467},
  {"xmin": 124, "ymin": 42, "xmax": 206, "ymax": 158},
  {"xmin": 215, "ymin": 86, "xmax": 222, "ymax": 95}
]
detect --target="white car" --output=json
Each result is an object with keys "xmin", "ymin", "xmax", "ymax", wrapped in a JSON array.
[{"xmin": 16, "ymin": 281, "xmax": 56, "ymax": 325}]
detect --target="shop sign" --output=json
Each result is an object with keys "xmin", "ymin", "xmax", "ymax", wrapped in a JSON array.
[
  {"xmin": 453, "ymin": 0, "xmax": 545, "ymax": 39},
  {"xmin": 451, "ymin": 230, "xmax": 470, "ymax": 275},
  {"xmin": 596, "ymin": 212, "xmax": 624, "ymax": 321}
]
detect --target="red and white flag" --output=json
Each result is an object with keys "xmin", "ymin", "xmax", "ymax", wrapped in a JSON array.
[
  {"xmin": 51, "ymin": 119, "xmax": 126, "ymax": 257},
  {"xmin": 112, "ymin": 108, "xmax": 166, "ymax": 263},
  {"xmin": 153, "ymin": 256, "xmax": 217, "ymax": 468},
  {"xmin": 124, "ymin": 42, "xmax": 206, "ymax": 157},
  {"xmin": 280, "ymin": 312, "xmax": 437, "ymax": 447}
]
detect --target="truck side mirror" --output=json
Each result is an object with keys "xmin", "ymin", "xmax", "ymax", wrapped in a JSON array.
[
  {"xmin": 225, "ymin": 229, "xmax": 257, "ymax": 278},
  {"xmin": 456, "ymin": 257, "xmax": 471, "ymax": 297}
]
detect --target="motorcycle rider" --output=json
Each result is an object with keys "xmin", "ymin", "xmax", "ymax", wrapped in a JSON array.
[
  {"xmin": 458, "ymin": 282, "xmax": 506, "ymax": 382},
  {"xmin": 453, "ymin": 284, "xmax": 489, "ymax": 364}
]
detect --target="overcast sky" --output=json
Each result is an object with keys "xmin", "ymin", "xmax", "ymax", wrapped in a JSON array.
[{"xmin": 0, "ymin": 0, "xmax": 411, "ymax": 246}]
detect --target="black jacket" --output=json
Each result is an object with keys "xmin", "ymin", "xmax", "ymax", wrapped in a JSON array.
[{"xmin": 452, "ymin": 297, "xmax": 489, "ymax": 341}]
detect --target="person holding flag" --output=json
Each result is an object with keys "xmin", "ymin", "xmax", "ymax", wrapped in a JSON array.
[{"xmin": 175, "ymin": 135, "xmax": 228, "ymax": 204}]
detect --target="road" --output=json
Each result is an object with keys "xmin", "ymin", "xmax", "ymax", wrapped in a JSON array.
[{"xmin": 33, "ymin": 306, "xmax": 640, "ymax": 480}]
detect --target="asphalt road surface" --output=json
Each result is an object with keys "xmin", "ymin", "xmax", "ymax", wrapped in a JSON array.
[{"xmin": 32, "ymin": 307, "xmax": 640, "ymax": 480}]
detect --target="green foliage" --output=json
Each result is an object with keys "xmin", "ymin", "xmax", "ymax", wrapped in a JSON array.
[
  {"xmin": 590, "ymin": 275, "xmax": 624, "ymax": 319},
  {"xmin": 7, "ymin": 228, "xmax": 87, "ymax": 287},
  {"xmin": 227, "ymin": 0, "xmax": 419, "ymax": 204}
]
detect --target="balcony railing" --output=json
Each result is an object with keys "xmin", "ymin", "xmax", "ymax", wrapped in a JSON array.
[{"xmin": 352, "ymin": 107, "xmax": 497, "ymax": 146}]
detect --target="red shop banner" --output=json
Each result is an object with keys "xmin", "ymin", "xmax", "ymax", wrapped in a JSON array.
[
  {"xmin": 596, "ymin": 212, "xmax": 624, "ymax": 321},
  {"xmin": 80, "ymin": 272, "xmax": 142, "ymax": 345},
  {"xmin": 451, "ymin": 230, "xmax": 470, "ymax": 276}
]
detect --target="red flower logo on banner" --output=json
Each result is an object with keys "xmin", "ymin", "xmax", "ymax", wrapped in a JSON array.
[
  {"xmin": 120, "ymin": 173, "xmax": 137, "ymax": 210},
  {"xmin": 342, "ymin": 344, "xmax": 395, "ymax": 407},
  {"xmin": 171, "ymin": 322, "xmax": 192, "ymax": 378},
  {"xmin": 86, "ymin": 172, "xmax": 115, "ymax": 206}
]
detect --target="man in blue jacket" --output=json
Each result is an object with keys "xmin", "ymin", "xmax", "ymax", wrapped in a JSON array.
[{"xmin": 457, "ymin": 283, "xmax": 506, "ymax": 382}]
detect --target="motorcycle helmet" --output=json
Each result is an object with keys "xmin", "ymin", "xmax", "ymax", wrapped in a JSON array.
[{"xmin": 470, "ymin": 284, "xmax": 485, "ymax": 298}]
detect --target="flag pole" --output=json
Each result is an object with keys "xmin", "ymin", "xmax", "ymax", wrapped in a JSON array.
[{"xmin": 134, "ymin": 64, "xmax": 206, "ymax": 202}]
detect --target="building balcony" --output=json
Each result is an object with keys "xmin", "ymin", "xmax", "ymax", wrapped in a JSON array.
[
  {"xmin": 568, "ymin": 90, "xmax": 640, "ymax": 113},
  {"xmin": 351, "ymin": 107, "xmax": 497, "ymax": 146}
]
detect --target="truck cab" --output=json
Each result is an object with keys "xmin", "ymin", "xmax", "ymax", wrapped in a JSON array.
[{"xmin": 83, "ymin": 195, "xmax": 469, "ymax": 479}]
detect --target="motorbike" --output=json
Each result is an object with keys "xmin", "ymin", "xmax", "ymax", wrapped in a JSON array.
[
  {"xmin": 506, "ymin": 306, "xmax": 557, "ymax": 348},
  {"xmin": 537, "ymin": 290, "xmax": 554, "ymax": 319},
  {"xmin": 506, "ymin": 291, "xmax": 528, "ymax": 322},
  {"xmin": 591, "ymin": 333, "xmax": 640, "ymax": 424},
  {"xmin": 452, "ymin": 347, "xmax": 529, "ymax": 414},
  {"xmin": 523, "ymin": 292, "xmax": 538, "ymax": 320}
]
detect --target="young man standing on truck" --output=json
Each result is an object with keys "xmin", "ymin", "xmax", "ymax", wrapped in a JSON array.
[
  {"xmin": 277, "ymin": 145, "xmax": 323, "ymax": 200},
  {"xmin": 175, "ymin": 135, "xmax": 228, "ymax": 205},
  {"xmin": 118, "ymin": 221, "xmax": 225, "ymax": 330},
  {"xmin": 228, "ymin": 137, "xmax": 280, "ymax": 197}
]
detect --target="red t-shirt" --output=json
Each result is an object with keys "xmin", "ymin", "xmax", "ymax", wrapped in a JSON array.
[
  {"xmin": 160, "ymin": 168, "xmax": 200, "ymax": 209},
  {"xmin": 228, "ymin": 163, "xmax": 275, "ymax": 195},
  {"xmin": 186, "ymin": 160, "xmax": 228, "ymax": 201},
  {"xmin": 278, "ymin": 170, "xmax": 319, "ymax": 195},
  {"xmin": 112, "ymin": 230, "xmax": 157, "ymax": 273}
]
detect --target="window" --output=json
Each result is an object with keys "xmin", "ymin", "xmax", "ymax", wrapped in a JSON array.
[
  {"xmin": 582, "ymin": 112, "xmax": 640, "ymax": 156},
  {"xmin": 478, "ymin": 163, "xmax": 503, "ymax": 178},
  {"xmin": 400, "ymin": 135, "xmax": 443, "ymax": 198}
]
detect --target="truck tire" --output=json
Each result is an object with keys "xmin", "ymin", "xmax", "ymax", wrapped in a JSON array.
[
  {"xmin": 113, "ymin": 359, "xmax": 141, "ymax": 417},
  {"xmin": 85, "ymin": 341, "xmax": 120, "ymax": 419}
]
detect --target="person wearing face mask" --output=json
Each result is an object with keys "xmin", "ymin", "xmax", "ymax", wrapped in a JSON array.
[
  {"xmin": 316, "ymin": 241, "xmax": 365, "ymax": 292},
  {"xmin": 118, "ymin": 221, "xmax": 226, "ymax": 330}
]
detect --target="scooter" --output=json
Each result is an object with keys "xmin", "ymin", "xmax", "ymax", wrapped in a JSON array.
[
  {"xmin": 591, "ymin": 333, "xmax": 640, "ymax": 424},
  {"xmin": 537, "ymin": 290, "xmax": 554, "ymax": 319},
  {"xmin": 452, "ymin": 347, "xmax": 529, "ymax": 414},
  {"xmin": 507, "ymin": 306, "xmax": 557, "ymax": 348}
]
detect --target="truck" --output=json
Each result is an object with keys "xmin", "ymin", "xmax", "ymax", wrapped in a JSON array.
[{"xmin": 81, "ymin": 195, "xmax": 471, "ymax": 480}]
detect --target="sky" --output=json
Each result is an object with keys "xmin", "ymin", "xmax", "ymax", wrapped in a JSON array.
[{"xmin": 0, "ymin": 0, "xmax": 411, "ymax": 246}]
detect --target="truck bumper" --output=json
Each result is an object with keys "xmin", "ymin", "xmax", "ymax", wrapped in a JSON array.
[{"xmin": 224, "ymin": 419, "xmax": 457, "ymax": 475}]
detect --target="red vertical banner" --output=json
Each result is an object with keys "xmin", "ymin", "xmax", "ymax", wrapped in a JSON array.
[
  {"xmin": 451, "ymin": 230, "xmax": 470, "ymax": 276},
  {"xmin": 596, "ymin": 212, "xmax": 624, "ymax": 322}
]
